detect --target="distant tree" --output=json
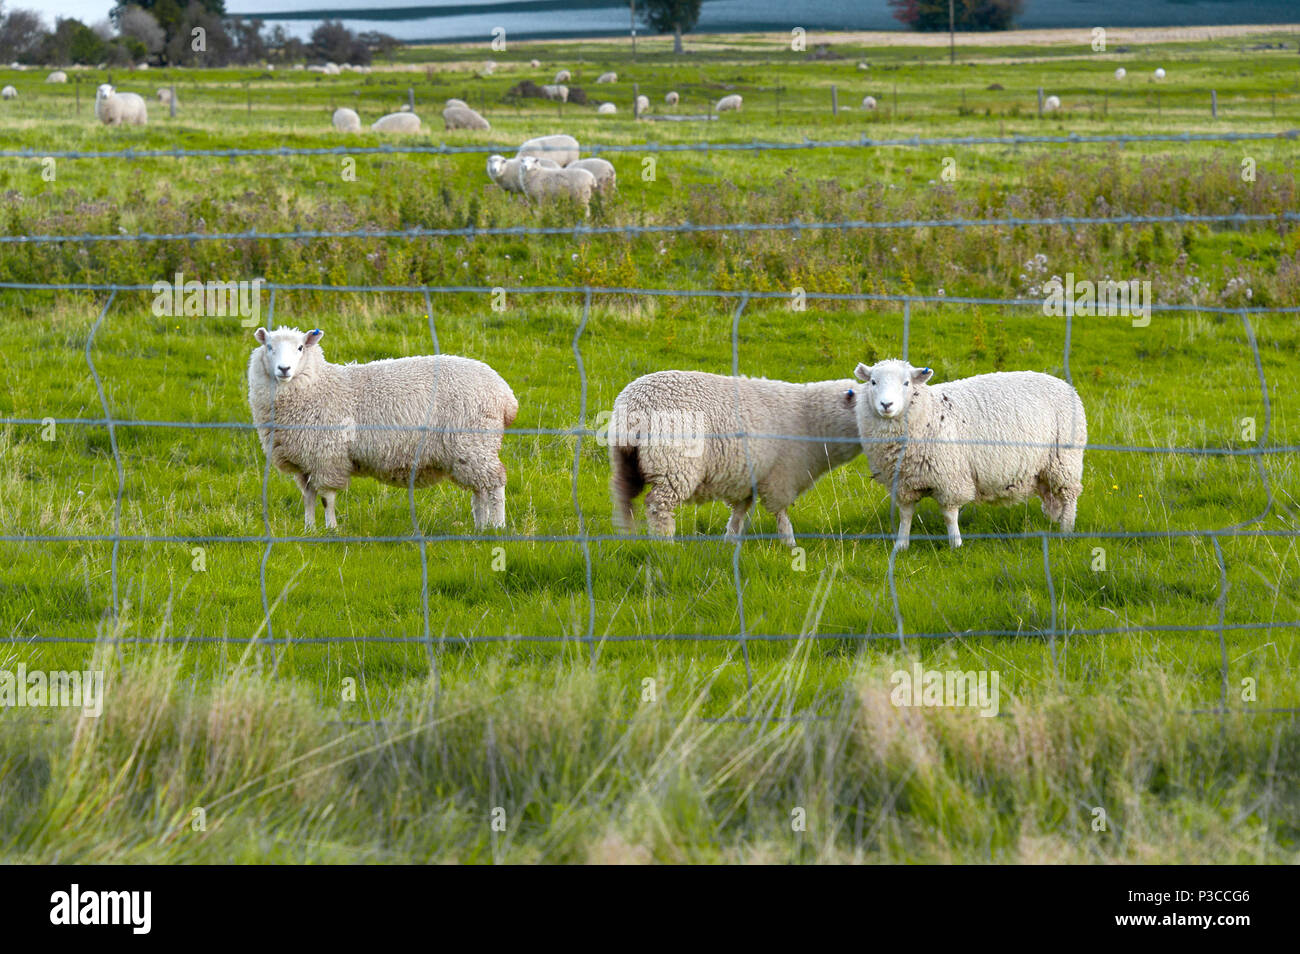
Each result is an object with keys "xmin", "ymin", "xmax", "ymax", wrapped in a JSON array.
[
  {"xmin": 310, "ymin": 20, "xmax": 367, "ymax": 65},
  {"xmin": 888, "ymin": 0, "xmax": 1023, "ymax": 32},
  {"xmin": 40, "ymin": 17, "xmax": 105, "ymax": 65},
  {"xmin": 163, "ymin": 1, "xmax": 231, "ymax": 65},
  {"xmin": 639, "ymin": 0, "xmax": 701, "ymax": 55},
  {"xmin": 358, "ymin": 30, "xmax": 399, "ymax": 63},
  {"xmin": 0, "ymin": 7, "xmax": 48, "ymax": 63},
  {"xmin": 118, "ymin": 5, "xmax": 165, "ymax": 60},
  {"xmin": 112, "ymin": 0, "xmax": 223, "ymax": 60},
  {"xmin": 227, "ymin": 16, "xmax": 267, "ymax": 65},
  {"xmin": 266, "ymin": 24, "xmax": 305, "ymax": 64}
]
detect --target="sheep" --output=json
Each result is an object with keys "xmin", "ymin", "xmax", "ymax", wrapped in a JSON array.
[
  {"xmin": 1, "ymin": 86, "xmax": 15, "ymax": 100},
  {"xmin": 1154, "ymin": 67, "xmax": 1166, "ymax": 79},
  {"xmin": 567, "ymin": 157, "xmax": 615, "ymax": 192},
  {"xmin": 94, "ymin": 84, "xmax": 148, "ymax": 126},
  {"xmin": 635, "ymin": 94, "xmax": 650, "ymax": 114},
  {"xmin": 371, "ymin": 112, "xmax": 422, "ymax": 133},
  {"xmin": 596, "ymin": 102, "xmax": 617, "ymax": 115},
  {"xmin": 324, "ymin": 62, "xmax": 341, "ymax": 75},
  {"xmin": 399, "ymin": 102, "xmax": 412, "ymax": 112},
  {"xmin": 530, "ymin": 58, "xmax": 541, "ymax": 68},
  {"xmin": 714, "ymin": 94, "xmax": 743, "ymax": 112},
  {"xmin": 554, "ymin": 69, "xmax": 571, "ymax": 84},
  {"xmin": 482, "ymin": 60, "xmax": 497, "ymax": 75},
  {"xmin": 540, "ymin": 84, "xmax": 569, "ymax": 102},
  {"xmin": 156, "ymin": 87, "xmax": 178, "ymax": 106},
  {"xmin": 665, "ymin": 90, "xmax": 679, "ymax": 106},
  {"xmin": 1114, "ymin": 67, "xmax": 1127, "ymax": 80},
  {"xmin": 1043, "ymin": 94, "xmax": 1061, "ymax": 112},
  {"xmin": 486, "ymin": 153, "xmax": 559, "ymax": 194},
  {"xmin": 47, "ymin": 70, "xmax": 68, "ymax": 83},
  {"xmin": 443, "ymin": 105, "xmax": 490, "ymax": 130},
  {"xmin": 517, "ymin": 133, "xmax": 579, "ymax": 166},
  {"xmin": 445, "ymin": 97, "xmax": 469, "ymax": 109},
  {"xmin": 596, "ymin": 71, "xmax": 617, "ymax": 84},
  {"xmin": 519, "ymin": 156, "xmax": 596, "ymax": 213},
  {"xmin": 608, "ymin": 371, "xmax": 862, "ymax": 546},
  {"xmin": 862, "ymin": 95, "xmax": 877, "ymax": 110},
  {"xmin": 332, "ymin": 107, "xmax": 361, "ymax": 132},
  {"xmin": 851, "ymin": 359, "xmax": 1086, "ymax": 550},
  {"xmin": 247, "ymin": 326, "xmax": 517, "ymax": 531}
]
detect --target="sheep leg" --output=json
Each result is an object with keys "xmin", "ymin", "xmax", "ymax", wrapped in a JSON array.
[
  {"xmin": 725, "ymin": 498, "xmax": 753, "ymax": 540},
  {"xmin": 472, "ymin": 485, "xmax": 506, "ymax": 530},
  {"xmin": 774, "ymin": 510, "xmax": 796, "ymax": 548},
  {"xmin": 296, "ymin": 475, "xmax": 317, "ymax": 531},
  {"xmin": 1059, "ymin": 494, "xmax": 1078, "ymax": 534},
  {"xmin": 893, "ymin": 501, "xmax": 915, "ymax": 551},
  {"xmin": 643, "ymin": 486, "xmax": 680, "ymax": 538},
  {"xmin": 322, "ymin": 490, "xmax": 338, "ymax": 530},
  {"xmin": 942, "ymin": 506, "xmax": 962, "ymax": 548}
]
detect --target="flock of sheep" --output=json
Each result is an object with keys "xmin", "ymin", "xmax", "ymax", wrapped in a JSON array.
[{"xmin": 248, "ymin": 328, "xmax": 1086, "ymax": 549}]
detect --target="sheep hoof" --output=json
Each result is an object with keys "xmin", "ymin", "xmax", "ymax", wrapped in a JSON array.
[{"xmin": 949, "ymin": 537, "xmax": 963, "ymax": 549}]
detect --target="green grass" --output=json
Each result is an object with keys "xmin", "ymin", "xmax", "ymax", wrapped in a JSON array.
[{"xmin": 0, "ymin": 29, "xmax": 1297, "ymax": 863}]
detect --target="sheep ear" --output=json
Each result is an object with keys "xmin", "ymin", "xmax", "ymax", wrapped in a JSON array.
[
  {"xmin": 304, "ymin": 329, "xmax": 324, "ymax": 347},
  {"xmin": 853, "ymin": 363, "xmax": 871, "ymax": 383},
  {"xmin": 254, "ymin": 327, "xmax": 268, "ymax": 344},
  {"xmin": 912, "ymin": 366, "xmax": 934, "ymax": 384}
]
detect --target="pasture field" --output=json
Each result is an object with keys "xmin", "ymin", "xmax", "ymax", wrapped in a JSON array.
[{"xmin": 0, "ymin": 29, "xmax": 1297, "ymax": 863}]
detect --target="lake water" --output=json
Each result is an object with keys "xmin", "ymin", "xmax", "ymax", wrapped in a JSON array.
[{"xmin": 226, "ymin": 0, "xmax": 1300, "ymax": 44}]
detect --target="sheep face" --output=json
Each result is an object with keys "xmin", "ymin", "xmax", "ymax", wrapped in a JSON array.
[
  {"xmin": 487, "ymin": 154, "xmax": 507, "ymax": 180},
  {"xmin": 253, "ymin": 327, "xmax": 324, "ymax": 384},
  {"xmin": 853, "ymin": 359, "xmax": 933, "ymax": 420},
  {"xmin": 96, "ymin": 83, "xmax": 114, "ymax": 101}
]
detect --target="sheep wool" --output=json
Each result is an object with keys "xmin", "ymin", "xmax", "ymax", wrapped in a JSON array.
[
  {"xmin": 156, "ymin": 87, "xmax": 178, "ymax": 106},
  {"xmin": 332, "ymin": 107, "xmax": 361, "ymax": 132},
  {"xmin": 47, "ymin": 71, "xmax": 68, "ymax": 83},
  {"xmin": 596, "ymin": 102, "xmax": 617, "ymax": 115},
  {"xmin": 516, "ymin": 133, "xmax": 580, "ymax": 166},
  {"xmin": 608, "ymin": 371, "xmax": 863, "ymax": 546},
  {"xmin": 635, "ymin": 94, "xmax": 650, "ymax": 114},
  {"xmin": 596, "ymin": 71, "xmax": 617, "ymax": 84},
  {"xmin": 1044, "ymin": 94, "xmax": 1061, "ymax": 111},
  {"xmin": 1, "ymin": 86, "xmax": 15, "ymax": 100},
  {"xmin": 665, "ymin": 91, "xmax": 679, "ymax": 106},
  {"xmin": 94, "ymin": 84, "xmax": 148, "ymax": 125},
  {"xmin": 443, "ymin": 105, "xmax": 490, "ymax": 130},
  {"xmin": 567, "ymin": 157, "xmax": 615, "ymax": 192},
  {"xmin": 1114, "ymin": 67, "xmax": 1127, "ymax": 80},
  {"xmin": 554, "ymin": 69, "xmax": 571, "ymax": 84},
  {"xmin": 247, "ymin": 327, "xmax": 518, "ymax": 531},
  {"xmin": 445, "ymin": 98, "xmax": 469, "ymax": 109},
  {"xmin": 862, "ymin": 95, "xmax": 877, "ymax": 110},
  {"xmin": 519, "ymin": 156, "xmax": 596, "ymax": 212},
  {"xmin": 714, "ymin": 94, "xmax": 743, "ymax": 112},
  {"xmin": 852, "ymin": 360, "xmax": 1086, "ymax": 549},
  {"xmin": 487, "ymin": 154, "xmax": 558, "ymax": 194},
  {"xmin": 371, "ymin": 112, "xmax": 422, "ymax": 133},
  {"xmin": 540, "ymin": 84, "xmax": 569, "ymax": 102}
]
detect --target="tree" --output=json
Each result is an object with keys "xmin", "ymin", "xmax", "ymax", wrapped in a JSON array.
[
  {"xmin": 0, "ymin": 7, "xmax": 49, "ymax": 64},
  {"xmin": 888, "ymin": 0, "xmax": 1023, "ymax": 32},
  {"xmin": 118, "ymin": 5, "xmax": 165, "ymax": 60},
  {"xmin": 310, "ymin": 20, "xmax": 368, "ymax": 65},
  {"xmin": 40, "ymin": 18, "xmax": 105, "ymax": 65},
  {"xmin": 112, "ymin": 0, "xmax": 222, "ymax": 61},
  {"xmin": 639, "ymin": 0, "xmax": 701, "ymax": 55}
]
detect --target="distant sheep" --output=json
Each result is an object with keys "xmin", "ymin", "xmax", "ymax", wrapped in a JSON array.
[
  {"xmin": 47, "ymin": 71, "xmax": 68, "ymax": 83},
  {"xmin": 1043, "ymin": 94, "xmax": 1061, "ymax": 112},
  {"xmin": 554, "ymin": 69, "xmax": 571, "ymax": 84},
  {"xmin": 156, "ymin": 87, "xmax": 178, "ymax": 107},
  {"xmin": 567, "ymin": 157, "xmax": 615, "ymax": 192},
  {"xmin": 486, "ymin": 153, "xmax": 559, "ymax": 194},
  {"xmin": 665, "ymin": 90, "xmax": 679, "ymax": 106},
  {"xmin": 371, "ymin": 112, "xmax": 422, "ymax": 133},
  {"xmin": 540, "ymin": 84, "xmax": 569, "ymax": 102},
  {"xmin": 635, "ymin": 94, "xmax": 650, "ymax": 114},
  {"xmin": 596, "ymin": 71, "xmax": 617, "ymax": 84},
  {"xmin": 445, "ymin": 97, "xmax": 469, "ymax": 109},
  {"xmin": 714, "ymin": 94, "xmax": 743, "ymax": 112},
  {"xmin": 1154, "ymin": 67, "xmax": 1166, "ymax": 79},
  {"xmin": 332, "ymin": 107, "xmax": 361, "ymax": 132},
  {"xmin": 517, "ymin": 133, "xmax": 580, "ymax": 166},
  {"xmin": 1, "ymin": 86, "xmax": 15, "ymax": 100},
  {"xmin": 862, "ymin": 95, "xmax": 877, "ymax": 110},
  {"xmin": 608, "ymin": 371, "xmax": 862, "ymax": 546},
  {"xmin": 596, "ymin": 102, "xmax": 617, "ymax": 115},
  {"xmin": 443, "ymin": 105, "xmax": 490, "ymax": 130},
  {"xmin": 248, "ymin": 326, "xmax": 518, "ymax": 531},
  {"xmin": 483, "ymin": 60, "xmax": 497, "ymax": 75},
  {"xmin": 852, "ymin": 360, "xmax": 1086, "ymax": 549},
  {"xmin": 519, "ymin": 156, "xmax": 596, "ymax": 213},
  {"xmin": 530, "ymin": 58, "xmax": 541, "ymax": 68},
  {"xmin": 94, "ymin": 84, "xmax": 148, "ymax": 126},
  {"xmin": 1114, "ymin": 67, "xmax": 1126, "ymax": 80}
]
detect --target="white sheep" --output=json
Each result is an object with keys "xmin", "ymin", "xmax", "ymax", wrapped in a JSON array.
[
  {"xmin": 567, "ymin": 157, "xmax": 615, "ymax": 192},
  {"xmin": 540, "ymin": 84, "xmax": 569, "ymax": 102},
  {"xmin": 332, "ymin": 107, "xmax": 361, "ymax": 132},
  {"xmin": 554, "ymin": 69, "xmax": 571, "ymax": 84},
  {"xmin": 596, "ymin": 102, "xmax": 617, "ymax": 115},
  {"xmin": 445, "ymin": 97, "xmax": 469, "ymax": 109},
  {"xmin": 486, "ymin": 153, "xmax": 559, "ymax": 194},
  {"xmin": 596, "ymin": 71, "xmax": 617, "ymax": 84},
  {"xmin": 608, "ymin": 371, "xmax": 862, "ymax": 546},
  {"xmin": 1154, "ymin": 67, "xmax": 1166, "ymax": 79},
  {"xmin": 371, "ymin": 112, "xmax": 422, "ymax": 133},
  {"xmin": 665, "ymin": 91, "xmax": 679, "ymax": 106},
  {"xmin": 714, "ymin": 94, "xmax": 743, "ymax": 112},
  {"xmin": 635, "ymin": 94, "xmax": 650, "ymax": 114},
  {"xmin": 852, "ymin": 360, "xmax": 1086, "ymax": 549},
  {"xmin": 482, "ymin": 60, "xmax": 497, "ymax": 75},
  {"xmin": 517, "ymin": 133, "xmax": 579, "ymax": 166},
  {"xmin": 47, "ymin": 71, "xmax": 67, "ymax": 83},
  {"xmin": 247, "ymin": 326, "xmax": 517, "ymax": 531},
  {"xmin": 324, "ymin": 62, "xmax": 341, "ymax": 75},
  {"xmin": 443, "ymin": 105, "xmax": 490, "ymax": 130},
  {"xmin": 1114, "ymin": 67, "xmax": 1127, "ymax": 80},
  {"xmin": 94, "ymin": 84, "xmax": 148, "ymax": 126},
  {"xmin": 1, "ymin": 86, "xmax": 15, "ymax": 100},
  {"xmin": 399, "ymin": 102, "xmax": 412, "ymax": 111},
  {"xmin": 862, "ymin": 95, "xmax": 877, "ymax": 110},
  {"xmin": 1043, "ymin": 94, "xmax": 1061, "ymax": 112},
  {"xmin": 519, "ymin": 156, "xmax": 596, "ymax": 213},
  {"xmin": 156, "ymin": 87, "xmax": 178, "ymax": 107},
  {"xmin": 530, "ymin": 59, "xmax": 541, "ymax": 68}
]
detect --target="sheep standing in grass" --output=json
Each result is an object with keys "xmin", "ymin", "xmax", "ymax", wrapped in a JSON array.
[
  {"xmin": 862, "ymin": 95, "xmax": 877, "ymax": 110},
  {"xmin": 443, "ymin": 104, "xmax": 490, "ymax": 130},
  {"xmin": 332, "ymin": 107, "xmax": 361, "ymax": 132},
  {"xmin": 665, "ymin": 91, "xmax": 679, "ymax": 106},
  {"xmin": 540, "ymin": 84, "xmax": 569, "ymax": 102},
  {"xmin": 554, "ymin": 69, "xmax": 571, "ymax": 84},
  {"xmin": 94, "ymin": 84, "xmax": 148, "ymax": 125},
  {"xmin": 714, "ymin": 94, "xmax": 743, "ymax": 112},
  {"xmin": 1154, "ymin": 67, "xmax": 1166, "ymax": 79},
  {"xmin": 635, "ymin": 94, "xmax": 650, "ymax": 114},
  {"xmin": 371, "ymin": 112, "xmax": 422, "ymax": 132},
  {"xmin": 487, "ymin": 153, "xmax": 559, "ymax": 193},
  {"xmin": 445, "ymin": 97, "xmax": 469, "ymax": 109},
  {"xmin": 248, "ymin": 327, "xmax": 518, "ymax": 531},
  {"xmin": 1, "ymin": 86, "xmax": 15, "ymax": 100},
  {"xmin": 519, "ymin": 156, "xmax": 596, "ymax": 213},
  {"xmin": 47, "ymin": 71, "xmax": 67, "ymax": 83},
  {"xmin": 596, "ymin": 71, "xmax": 617, "ymax": 84},
  {"xmin": 596, "ymin": 102, "xmax": 617, "ymax": 115},
  {"xmin": 517, "ymin": 133, "xmax": 580, "ymax": 166},
  {"xmin": 852, "ymin": 360, "xmax": 1086, "ymax": 550},
  {"xmin": 157, "ymin": 87, "xmax": 178, "ymax": 107},
  {"xmin": 608, "ymin": 371, "xmax": 862, "ymax": 546},
  {"xmin": 1114, "ymin": 67, "xmax": 1127, "ymax": 80},
  {"xmin": 1043, "ymin": 94, "xmax": 1061, "ymax": 112},
  {"xmin": 567, "ymin": 157, "xmax": 615, "ymax": 192}
]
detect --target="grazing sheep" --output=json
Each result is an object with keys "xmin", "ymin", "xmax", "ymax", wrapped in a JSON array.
[
  {"xmin": 94, "ymin": 84, "xmax": 148, "ymax": 126},
  {"xmin": 332, "ymin": 107, "xmax": 361, "ymax": 132},
  {"xmin": 540, "ymin": 84, "xmax": 569, "ymax": 102},
  {"xmin": 47, "ymin": 71, "xmax": 68, "ymax": 83},
  {"xmin": 1, "ymin": 86, "xmax": 15, "ymax": 100},
  {"xmin": 862, "ymin": 95, "xmax": 877, "ymax": 110},
  {"xmin": 852, "ymin": 359, "xmax": 1086, "ymax": 550},
  {"xmin": 156, "ymin": 87, "xmax": 178, "ymax": 106},
  {"xmin": 665, "ymin": 90, "xmax": 679, "ymax": 106},
  {"xmin": 443, "ymin": 105, "xmax": 490, "ymax": 130},
  {"xmin": 398, "ymin": 102, "xmax": 411, "ymax": 111},
  {"xmin": 445, "ymin": 97, "xmax": 469, "ymax": 109},
  {"xmin": 519, "ymin": 156, "xmax": 596, "ymax": 213},
  {"xmin": 608, "ymin": 371, "xmax": 862, "ymax": 546},
  {"xmin": 324, "ymin": 62, "xmax": 341, "ymax": 75},
  {"xmin": 371, "ymin": 112, "xmax": 422, "ymax": 133},
  {"xmin": 1114, "ymin": 67, "xmax": 1127, "ymax": 80},
  {"xmin": 1043, "ymin": 94, "xmax": 1061, "ymax": 112},
  {"xmin": 136, "ymin": 63, "xmax": 149, "ymax": 71},
  {"xmin": 486, "ymin": 153, "xmax": 559, "ymax": 194},
  {"xmin": 596, "ymin": 71, "xmax": 617, "ymax": 84},
  {"xmin": 516, "ymin": 133, "xmax": 580, "ymax": 166},
  {"xmin": 554, "ymin": 69, "xmax": 571, "ymax": 84},
  {"xmin": 596, "ymin": 102, "xmax": 617, "ymax": 115},
  {"xmin": 567, "ymin": 157, "xmax": 615, "ymax": 192},
  {"xmin": 635, "ymin": 94, "xmax": 650, "ymax": 114},
  {"xmin": 248, "ymin": 326, "xmax": 517, "ymax": 531},
  {"xmin": 530, "ymin": 58, "xmax": 541, "ymax": 68},
  {"xmin": 1154, "ymin": 67, "xmax": 1166, "ymax": 79},
  {"xmin": 714, "ymin": 94, "xmax": 743, "ymax": 112}
]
